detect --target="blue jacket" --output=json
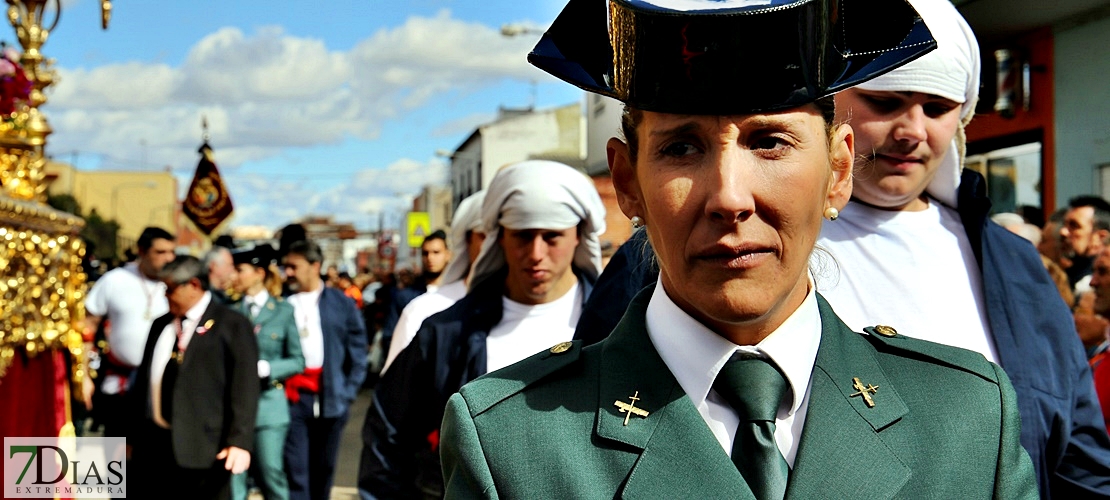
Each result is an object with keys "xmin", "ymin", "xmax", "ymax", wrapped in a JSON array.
[
  {"xmin": 958, "ymin": 170, "xmax": 1110, "ymax": 498},
  {"xmin": 318, "ymin": 287, "xmax": 368, "ymax": 418},
  {"xmin": 360, "ymin": 270, "xmax": 594, "ymax": 499}
]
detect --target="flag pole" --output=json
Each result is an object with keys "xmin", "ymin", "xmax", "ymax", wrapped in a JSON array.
[
  {"xmin": 200, "ymin": 115, "xmax": 211, "ymax": 243},
  {"xmin": 182, "ymin": 115, "xmax": 235, "ymax": 241}
]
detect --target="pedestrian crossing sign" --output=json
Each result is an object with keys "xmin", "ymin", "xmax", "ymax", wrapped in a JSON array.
[{"xmin": 407, "ymin": 212, "xmax": 431, "ymax": 247}]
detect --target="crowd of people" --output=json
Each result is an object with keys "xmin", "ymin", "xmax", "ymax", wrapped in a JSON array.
[{"xmin": 72, "ymin": 0, "xmax": 1110, "ymax": 498}]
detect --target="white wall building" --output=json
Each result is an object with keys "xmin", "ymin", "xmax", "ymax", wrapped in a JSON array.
[{"xmin": 448, "ymin": 104, "xmax": 586, "ymax": 209}]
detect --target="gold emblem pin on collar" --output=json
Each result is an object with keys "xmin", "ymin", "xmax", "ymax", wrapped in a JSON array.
[
  {"xmin": 850, "ymin": 377, "xmax": 879, "ymax": 408},
  {"xmin": 614, "ymin": 391, "xmax": 651, "ymax": 426}
]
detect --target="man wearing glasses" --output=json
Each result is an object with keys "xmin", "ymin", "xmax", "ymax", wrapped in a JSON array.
[{"xmin": 127, "ymin": 255, "xmax": 259, "ymax": 498}]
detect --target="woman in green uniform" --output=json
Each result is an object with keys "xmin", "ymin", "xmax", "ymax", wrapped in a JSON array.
[
  {"xmin": 439, "ymin": 1, "xmax": 1038, "ymax": 498},
  {"xmin": 229, "ymin": 244, "xmax": 304, "ymax": 500}
]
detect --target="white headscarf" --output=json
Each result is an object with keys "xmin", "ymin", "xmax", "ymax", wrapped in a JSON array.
[
  {"xmin": 468, "ymin": 160, "xmax": 607, "ymax": 291},
  {"xmin": 441, "ymin": 190, "xmax": 487, "ymax": 285},
  {"xmin": 853, "ymin": 0, "xmax": 980, "ymax": 208}
]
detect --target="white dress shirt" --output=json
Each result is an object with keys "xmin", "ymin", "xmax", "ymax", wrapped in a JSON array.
[
  {"xmin": 246, "ymin": 289, "xmax": 272, "ymax": 377},
  {"xmin": 645, "ymin": 279, "xmax": 821, "ymax": 467},
  {"xmin": 149, "ymin": 291, "xmax": 212, "ymax": 429},
  {"xmin": 246, "ymin": 290, "xmax": 270, "ymax": 318},
  {"xmin": 288, "ymin": 287, "xmax": 325, "ymax": 369}
]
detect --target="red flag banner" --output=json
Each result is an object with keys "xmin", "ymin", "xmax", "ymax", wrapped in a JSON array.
[{"xmin": 183, "ymin": 143, "xmax": 233, "ymax": 235}]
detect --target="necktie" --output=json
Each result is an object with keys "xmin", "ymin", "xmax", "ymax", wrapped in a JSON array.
[
  {"xmin": 713, "ymin": 356, "xmax": 790, "ymax": 500},
  {"xmin": 161, "ymin": 316, "xmax": 185, "ymax": 424},
  {"xmin": 250, "ymin": 300, "xmax": 261, "ymax": 318}
]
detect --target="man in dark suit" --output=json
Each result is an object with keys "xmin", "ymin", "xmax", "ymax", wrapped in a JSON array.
[
  {"xmin": 281, "ymin": 240, "xmax": 368, "ymax": 500},
  {"xmin": 128, "ymin": 255, "xmax": 260, "ymax": 499}
]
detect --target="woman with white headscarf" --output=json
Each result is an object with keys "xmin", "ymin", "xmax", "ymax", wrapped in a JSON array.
[
  {"xmin": 817, "ymin": 0, "xmax": 1110, "ymax": 496},
  {"xmin": 359, "ymin": 160, "xmax": 605, "ymax": 499}
]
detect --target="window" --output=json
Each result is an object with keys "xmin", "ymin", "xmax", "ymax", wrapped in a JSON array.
[
  {"xmin": 964, "ymin": 142, "xmax": 1041, "ymax": 214},
  {"xmin": 1099, "ymin": 163, "xmax": 1110, "ymax": 201}
]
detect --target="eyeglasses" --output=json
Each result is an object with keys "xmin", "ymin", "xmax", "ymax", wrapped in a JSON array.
[{"xmin": 165, "ymin": 279, "xmax": 196, "ymax": 293}]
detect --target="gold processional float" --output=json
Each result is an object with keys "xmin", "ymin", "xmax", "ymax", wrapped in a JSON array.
[{"xmin": 0, "ymin": 0, "xmax": 112, "ymax": 436}]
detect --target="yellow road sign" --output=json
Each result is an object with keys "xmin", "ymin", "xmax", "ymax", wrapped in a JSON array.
[{"xmin": 407, "ymin": 212, "xmax": 431, "ymax": 247}]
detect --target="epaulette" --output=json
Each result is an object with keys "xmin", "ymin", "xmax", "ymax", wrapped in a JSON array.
[
  {"xmin": 459, "ymin": 340, "xmax": 583, "ymax": 416},
  {"xmin": 860, "ymin": 325, "xmax": 996, "ymax": 383}
]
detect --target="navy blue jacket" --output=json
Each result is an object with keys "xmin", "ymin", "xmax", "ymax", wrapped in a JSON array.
[
  {"xmin": 957, "ymin": 170, "xmax": 1110, "ymax": 498},
  {"xmin": 318, "ymin": 287, "xmax": 368, "ymax": 418},
  {"xmin": 572, "ymin": 170, "xmax": 1110, "ymax": 498},
  {"xmin": 574, "ymin": 228, "xmax": 656, "ymax": 346},
  {"xmin": 359, "ymin": 270, "xmax": 594, "ymax": 499}
]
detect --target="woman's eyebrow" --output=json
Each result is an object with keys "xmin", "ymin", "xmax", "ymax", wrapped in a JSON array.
[{"xmin": 648, "ymin": 121, "xmax": 701, "ymax": 139}]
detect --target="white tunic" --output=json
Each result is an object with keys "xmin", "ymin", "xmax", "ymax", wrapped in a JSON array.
[
  {"xmin": 85, "ymin": 262, "xmax": 170, "ymax": 367},
  {"xmin": 816, "ymin": 200, "xmax": 997, "ymax": 362},
  {"xmin": 485, "ymin": 282, "xmax": 582, "ymax": 373},
  {"xmin": 382, "ymin": 280, "xmax": 468, "ymax": 374},
  {"xmin": 85, "ymin": 262, "xmax": 169, "ymax": 394}
]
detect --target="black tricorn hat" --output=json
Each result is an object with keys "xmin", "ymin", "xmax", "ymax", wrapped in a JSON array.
[
  {"xmin": 529, "ymin": 0, "xmax": 937, "ymax": 115},
  {"xmin": 232, "ymin": 243, "xmax": 277, "ymax": 268}
]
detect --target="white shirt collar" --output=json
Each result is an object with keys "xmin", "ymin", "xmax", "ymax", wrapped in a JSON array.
[
  {"xmin": 294, "ymin": 286, "xmax": 323, "ymax": 303},
  {"xmin": 185, "ymin": 291, "xmax": 212, "ymax": 323},
  {"xmin": 248, "ymin": 290, "xmax": 270, "ymax": 307},
  {"xmin": 645, "ymin": 277, "xmax": 821, "ymax": 417}
]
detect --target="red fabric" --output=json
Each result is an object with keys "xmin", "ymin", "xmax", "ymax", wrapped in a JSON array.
[
  {"xmin": 0, "ymin": 350, "xmax": 67, "ymax": 437},
  {"xmin": 0, "ymin": 351, "xmax": 70, "ymax": 500},
  {"xmin": 284, "ymin": 367, "xmax": 322, "ymax": 403},
  {"xmin": 344, "ymin": 286, "xmax": 364, "ymax": 309},
  {"xmin": 427, "ymin": 429, "xmax": 440, "ymax": 452},
  {"xmin": 1093, "ymin": 356, "xmax": 1110, "ymax": 436}
]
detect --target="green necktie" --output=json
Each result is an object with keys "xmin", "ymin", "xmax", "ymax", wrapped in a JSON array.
[{"xmin": 713, "ymin": 356, "xmax": 790, "ymax": 500}]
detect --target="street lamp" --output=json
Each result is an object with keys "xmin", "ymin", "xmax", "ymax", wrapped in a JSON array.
[
  {"xmin": 111, "ymin": 181, "xmax": 157, "ymax": 221},
  {"xmin": 500, "ymin": 23, "xmax": 545, "ymax": 37},
  {"xmin": 499, "ymin": 24, "xmax": 544, "ymax": 109}
]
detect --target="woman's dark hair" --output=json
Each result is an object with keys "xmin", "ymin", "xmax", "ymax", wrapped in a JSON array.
[{"xmin": 620, "ymin": 96, "xmax": 837, "ymax": 164}]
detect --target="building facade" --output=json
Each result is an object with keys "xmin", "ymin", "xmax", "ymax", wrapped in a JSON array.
[
  {"xmin": 958, "ymin": 0, "xmax": 1110, "ymax": 218},
  {"xmin": 44, "ymin": 162, "xmax": 182, "ymax": 251}
]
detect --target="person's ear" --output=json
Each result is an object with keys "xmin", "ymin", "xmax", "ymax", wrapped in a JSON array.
[
  {"xmin": 1094, "ymin": 228, "xmax": 1110, "ymax": 250},
  {"xmin": 608, "ymin": 137, "xmax": 644, "ymax": 221},
  {"xmin": 826, "ymin": 123, "xmax": 854, "ymax": 211}
]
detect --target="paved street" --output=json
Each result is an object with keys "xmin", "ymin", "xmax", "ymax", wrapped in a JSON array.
[
  {"xmin": 328, "ymin": 387, "xmax": 373, "ymax": 499},
  {"xmin": 242, "ymin": 386, "xmax": 373, "ymax": 500}
]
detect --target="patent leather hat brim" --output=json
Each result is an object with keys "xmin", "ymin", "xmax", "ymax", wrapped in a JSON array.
[{"xmin": 529, "ymin": 0, "xmax": 937, "ymax": 115}]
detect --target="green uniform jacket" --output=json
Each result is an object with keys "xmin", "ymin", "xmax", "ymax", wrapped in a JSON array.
[
  {"xmin": 441, "ymin": 292, "xmax": 1037, "ymax": 499},
  {"xmin": 236, "ymin": 295, "xmax": 305, "ymax": 428}
]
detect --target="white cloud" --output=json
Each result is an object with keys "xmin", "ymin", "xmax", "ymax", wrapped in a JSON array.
[
  {"xmin": 46, "ymin": 10, "xmax": 549, "ymax": 172},
  {"xmin": 431, "ymin": 111, "xmax": 496, "ymax": 138},
  {"xmin": 227, "ymin": 158, "xmax": 449, "ymax": 229}
]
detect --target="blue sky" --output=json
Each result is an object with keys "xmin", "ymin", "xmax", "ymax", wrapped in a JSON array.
[{"xmin": 40, "ymin": 0, "xmax": 583, "ymax": 231}]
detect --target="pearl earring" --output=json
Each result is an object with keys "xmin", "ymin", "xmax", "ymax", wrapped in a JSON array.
[
  {"xmin": 630, "ymin": 215, "xmax": 645, "ymax": 229},
  {"xmin": 823, "ymin": 207, "xmax": 839, "ymax": 221}
]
